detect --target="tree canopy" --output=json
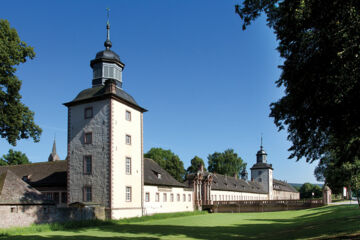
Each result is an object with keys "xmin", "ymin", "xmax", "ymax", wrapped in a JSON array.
[
  {"xmin": 235, "ymin": 1, "xmax": 360, "ymax": 165},
  {"xmin": 186, "ymin": 156, "xmax": 206, "ymax": 175},
  {"xmin": 144, "ymin": 147, "xmax": 185, "ymax": 182},
  {"xmin": 207, "ymin": 149, "xmax": 246, "ymax": 177},
  {"xmin": 299, "ymin": 182, "xmax": 322, "ymax": 199},
  {"xmin": 0, "ymin": 19, "xmax": 42, "ymax": 146},
  {"xmin": 0, "ymin": 149, "xmax": 30, "ymax": 166}
]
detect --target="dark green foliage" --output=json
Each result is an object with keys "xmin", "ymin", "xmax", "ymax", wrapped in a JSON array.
[
  {"xmin": 299, "ymin": 182, "xmax": 322, "ymax": 199},
  {"xmin": 144, "ymin": 147, "xmax": 185, "ymax": 182},
  {"xmin": 0, "ymin": 19, "xmax": 42, "ymax": 146},
  {"xmin": 0, "ymin": 149, "xmax": 30, "ymax": 166},
  {"xmin": 235, "ymin": 1, "xmax": 360, "ymax": 165},
  {"xmin": 315, "ymin": 150, "xmax": 360, "ymax": 205},
  {"xmin": 207, "ymin": 149, "xmax": 246, "ymax": 178},
  {"xmin": 186, "ymin": 156, "xmax": 206, "ymax": 175}
]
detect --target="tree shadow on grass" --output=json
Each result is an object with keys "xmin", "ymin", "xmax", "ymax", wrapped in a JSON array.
[{"xmin": 1, "ymin": 206, "xmax": 359, "ymax": 240}]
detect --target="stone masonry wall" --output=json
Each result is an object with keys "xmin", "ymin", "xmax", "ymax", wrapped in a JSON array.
[{"xmin": 68, "ymin": 100, "xmax": 110, "ymax": 206}]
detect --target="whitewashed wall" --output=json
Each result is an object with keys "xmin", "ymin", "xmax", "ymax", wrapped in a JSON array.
[
  {"xmin": 143, "ymin": 185, "xmax": 194, "ymax": 215},
  {"xmin": 273, "ymin": 190, "xmax": 300, "ymax": 200},
  {"xmin": 111, "ymin": 99, "xmax": 143, "ymax": 219},
  {"xmin": 210, "ymin": 190, "xmax": 268, "ymax": 201}
]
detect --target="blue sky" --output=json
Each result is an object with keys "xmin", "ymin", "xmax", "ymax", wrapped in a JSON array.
[{"xmin": 0, "ymin": 0, "xmax": 321, "ymax": 184}]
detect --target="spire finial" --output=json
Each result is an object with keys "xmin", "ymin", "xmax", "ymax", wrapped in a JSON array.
[
  {"xmin": 260, "ymin": 133, "xmax": 263, "ymax": 150},
  {"xmin": 104, "ymin": 8, "xmax": 112, "ymax": 50}
]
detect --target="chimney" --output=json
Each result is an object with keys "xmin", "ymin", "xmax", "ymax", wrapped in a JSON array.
[{"xmin": 105, "ymin": 79, "xmax": 116, "ymax": 94}]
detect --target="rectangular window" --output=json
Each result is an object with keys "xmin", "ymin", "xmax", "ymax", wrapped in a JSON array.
[
  {"xmin": 163, "ymin": 193, "xmax": 167, "ymax": 202},
  {"xmin": 61, "ymin": 192, "xmax": 67, "ymax": 203},
  {"xmin": 10, "ymin": 207, "xmax": 17, "ymax": 213},
  {"xmin": 84, "ymin": 132, "xmax": 92, "ymax": 144},
  {"xmin": 145, "ymin": 192, "xmax": 150, "ymax": 202},
  {"xmin": 126, "ymin": 134, "xmax": 131, "ymax": 145},
  {"xmin": 188, "ymin": 194, "xmax": 191, "ymax": 202},
  {"xmin": 125, "ymin": 157, "xmax": 131, "ymax": 174},
  {"xmin": 155, "ymin": 193, "xmax": 159, "ymax": 202},
  {"xmin": 45, "ymin": 192, "xmax": 53, "ymax": 200},
  {"xmin": 177, "ymin": 194, "xmax": 180, "ymax": 202},
  {"xmin": 84, "ymin": 155, "xmax": 92, "ymax": 174},
  {"xmin": 54, "ymin": 192, "xmax": 60, "ymax": 204},
  {"xmin": 83, "ymin": 186, "xmax": 92, "ymax": 202},
  {"xmin": 84, "ymin": 107, "xmax": 93, "ymax": 119},
  {"xmin": 126, "ymin": 110, "xmax": 131, "ymax": 121},
  {"xmin": 170, "ymin": 193, "xmax": 174, "ymax": 202},
  {"xmin": 126, "ymin": 186, "xmax": 132, "ymax": 202},
  {"xmin": 183, "ymin": 194, "xmax": 186, "ymax": 202}
]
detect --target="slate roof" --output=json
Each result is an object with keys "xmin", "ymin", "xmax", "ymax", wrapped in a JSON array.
[
  {"xmin": 273, "ymin": 179, "xmax": 298, "ymax": 193},
  {"xmin": 0, "ymin": 161, "xmax": 67, "ymax": 189},
  {"xmin": 211, "ymin": 173, "xmax": 266, "ymax": 194},
  {"xmin": 144, "ymin": 158, "xmax": 186, "ymax": 188},
  {"xmin": 63, "ymin": 85, "xmax": 147, "ymax": 112},
  {"xmin": 0, "ymin": 170, "xmax": 53, "ymax": 205},
  {"xmin": 250, "ymin": 162, "xmax": 273, "ymax": 170}
]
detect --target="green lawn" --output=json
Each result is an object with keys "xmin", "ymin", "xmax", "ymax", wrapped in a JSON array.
[{"xmin": 1, "ymin": 205, "xmax": 360, "ymax": 240}]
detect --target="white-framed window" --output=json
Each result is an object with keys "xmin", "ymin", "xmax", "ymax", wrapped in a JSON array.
[
  {"xmin": 183, "ymin": 194, "xmax": 186, "ymax": 202},
  {"xmin": 163, "ymin": 193, "xmax": 167, "ymax": 202},
  {"xmin": 126, "ymin": 134, "xmax": 131, "ymax": 145},
  {"xmin": 188, "ymin": 194, "xmax": 191, "ymax": 202},
  {"xmin": 126, "ymin": 110, "xmax": 131, "ymax": 121},
  {"xmin": 126, "ymin": 157, "xmax": 131, "ymax": 174},
  {"xmin": 126, "ymin": 186, "xmax": 132, "ymax": 202},
  {"xmin": 177, "ymin": 194, "xmax": 180, "ymax": 202},
  {"xmin": 170, "ymin": 193, "xmax": 174, "ymax": 202},
  {"xmin": 155, "ymin": 193, "xmax": 159, "ymax": 202},
  {"xmin": 145, "ymin": 192, "xmax": 150, "ymax": 202}
]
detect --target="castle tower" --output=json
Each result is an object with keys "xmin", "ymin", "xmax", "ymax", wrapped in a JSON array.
[
  {"xmin": 250, "ymin": 138, "xmax": 273, "ymax": 200},
  {"xmin": 64, "ymin": 14, "xmax": 147, "ymax": 219}
]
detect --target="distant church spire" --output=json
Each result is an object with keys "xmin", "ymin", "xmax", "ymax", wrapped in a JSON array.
[
  {"xmin": 104, "ymin": 8, "xmax": 112, "ymax": 50},
  {"xmin": 48, "ymin": 138, "xmax": 60, "ymax": 162}
]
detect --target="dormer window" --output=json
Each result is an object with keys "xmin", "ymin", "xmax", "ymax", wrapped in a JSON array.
[{"xmin": 157, "ymin": 173, "xmax": 162, "ymax": 179}]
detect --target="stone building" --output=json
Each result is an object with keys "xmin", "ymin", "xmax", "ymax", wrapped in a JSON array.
[{"xmin": 0, "ymin": 20, "xmax": 299, "ymax": 226}]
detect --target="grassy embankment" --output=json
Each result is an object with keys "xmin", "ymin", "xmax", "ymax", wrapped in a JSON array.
[{"xmin": 1, "ymin": 205, "xmax": 359, "ymax": 239}]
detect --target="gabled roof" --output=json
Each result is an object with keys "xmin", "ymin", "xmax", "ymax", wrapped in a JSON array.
[
  {"xmin": 144, "ymin": 158, "xmax": 185, "ymax": 188},
  {"xmin": 0, "ymin": 161, "xmax": 67, "ymax": 189},
  {"xmin": 0, "ymin": 170, "xmax": 53, "ymax": 205},
  {"xmin": 273, "ymin": 179, "xmax": 298, "ymax": 193},
  {"xmin": 210, "ymin": 173, "xmax": 267, "ymax": 194}
]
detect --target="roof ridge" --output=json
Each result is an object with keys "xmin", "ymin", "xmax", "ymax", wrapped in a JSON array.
[{"xmin": 0, "ymin": 160, "xmax": 66, "ymax": 168}]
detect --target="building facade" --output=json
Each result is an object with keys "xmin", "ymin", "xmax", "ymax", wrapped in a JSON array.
[{"xmin": 0, "ymin": 21, "xmax": 299, "ymax": 225}]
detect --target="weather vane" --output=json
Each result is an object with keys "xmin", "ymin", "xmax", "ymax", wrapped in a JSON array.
[{"xmin": 106, "ymin": 8, "xmax": 110, "ymax": 24}]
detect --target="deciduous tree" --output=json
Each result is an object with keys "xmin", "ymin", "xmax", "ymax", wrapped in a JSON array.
[
  {"xmin": 144, "ymin": 148, "xmax": 185, "ymax": 182},
  {"xmin": 207, "ymin": 149, "xmax": 246, "ymax": 178},
  {"xmin": 235, "ymin": 1, "xmax": 360, "ymax": 165},
  {"xmin": 0, "ymin": 149, "xmax": 30, "ymax": 165},
  {"xmin": 0, "ymin": 19, "xmax": 42, "ymax": 146},
  {"xmin": 186, "ymin": 156, "xmax": 206, "ymax": 175}
]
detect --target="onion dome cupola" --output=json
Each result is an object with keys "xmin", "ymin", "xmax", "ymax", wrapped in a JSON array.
[{"xmin": 90, "ymin": 14, "xmax": 125, "ymax": 88}]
